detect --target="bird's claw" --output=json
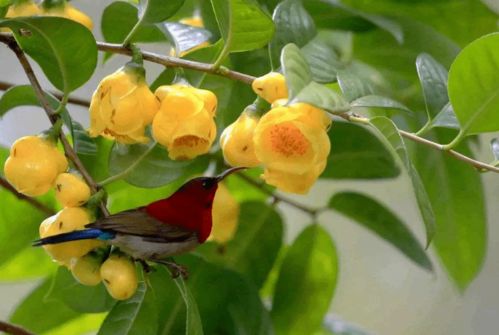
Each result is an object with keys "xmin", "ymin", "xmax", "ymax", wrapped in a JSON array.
[{"xmin": 154, "ymin": 259, "xmax": 189, "ymax": 280}]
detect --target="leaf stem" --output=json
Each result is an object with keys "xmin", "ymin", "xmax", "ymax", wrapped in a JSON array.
[
  {"xmin": 122, "ymin": 16, "xmax": 145, "ymax": 46},
  {"xmin": 0, "ymin": 320, "xmax": 35, "ymax": 335}
]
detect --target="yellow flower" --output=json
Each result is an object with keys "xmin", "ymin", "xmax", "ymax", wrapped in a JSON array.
[
  {"xmin": 42, "ymin": 2, "xmax": 93, "ymax": 30},
  {"xmin": 54, "ymin": 172, "xmax": 91, "ymax": 207},
  {"xmin": 209, "ymin": 183, "xmax": 240, "ymax": 244},
  {"xmin": 89, "ymin": 67, "xmax": 159, "ymax": 144},
  {"xmin": 253, "ymin": 104, "xmax": 331, "ymax": 194},
  {"xmin": 5, "ymin": 0, "xmax": 41, "ymax": 18},
  {"xmin": 152, "ymin": 84, "xmax": 217, "ymax": 160},
  {"xmin": 100, "ymin": 253, "xmax": 138, "ymax": 300},
  {"xmin": 252, "ymin": 72, "xmax": 288, "ymax": 103},
  {"xmin": 4, "ymin": 135, "xmax": 68, "ymax": 197},
  {"xmin": 220, "ymin": 111, "xmax": 260, "ymax": 167},
  {"xmin": 39, "ymin": 207, "xmax": 103, "ymax": 266},
  {"xmin": 70, "ymin": 253, "xmax": 102, "ymax": 286}
]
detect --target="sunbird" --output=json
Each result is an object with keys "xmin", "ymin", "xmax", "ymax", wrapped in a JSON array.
[{"xmin": 33, "ymin": 167, "xmax": 245, "ymax": 276}]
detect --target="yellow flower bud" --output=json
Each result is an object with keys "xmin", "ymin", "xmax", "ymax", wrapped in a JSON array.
[
  {"xmin": 5, "ymin": 0, "xmax": 41, "ymax": 18},
  {"xmin": 152, "ymin": 84, "xmax": 217, "ymax": 160},
  {"xmin": 209, "ymin": 183, "xmax": 240, "ymax": 244},
  {"xmin": 253, "ymin": 105, "xmax": 331, "ymax": 194},
  {"xmin": 42, "ymin": 3, "xmax": 93, "ymax": 30},
  {"xmin": 54, "ymin": 172, "xmax": 91, "ymax": 207},
  {"xmin": 39, "ymin": 208, "xmax": 103, "ymax": 265},
  {"xmin": 220, "ymin": 112, "xmax": 260, "ymax": 167},
  {"xmin": 89, "ymin": 67, "xmax": 159, "ymax": 144},
  {"xmin": 4, "ymin": 136, "xmax": 68, "ymax": 197},
  {"xmin": 70, "ymin": 253, "xmax": 102, "ymax": 286},
  {"xmin": 252, "ymin": 72, "xmax": 288, "ymax": 103},
  {"xmin": 100, "ymin": 253, "xmax": 138, "ymax": 300}
]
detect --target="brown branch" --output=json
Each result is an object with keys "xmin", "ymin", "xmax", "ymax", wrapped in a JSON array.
[
  {"xmin": 0, "ymin": 80, "xmax": 90, "ymax": 108},
  {"xmin": 0, "ymin": 34, "xmax": 110, "ymax": 216},
  {"xmin": 0, "ymin": 177, "xmax": 54, "ymax": 215},
  {"xmin": 0, "ymin": 320, "xmax": 35, "ymax": 335}
]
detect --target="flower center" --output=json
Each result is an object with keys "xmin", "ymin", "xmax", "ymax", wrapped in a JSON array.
[{"xmin": 269, "ymin": 123, "xmax": 309, "ymax": 157}]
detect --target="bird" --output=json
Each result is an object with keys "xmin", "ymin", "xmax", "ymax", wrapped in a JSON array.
[{"xmin": 33, "ymin": 167, "xmax": 245, "ymax": 277}]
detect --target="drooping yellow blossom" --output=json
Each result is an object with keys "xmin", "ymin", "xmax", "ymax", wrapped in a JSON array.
[
  {"xmin": 100, "ymin": 253, "xmax": 138, "ymax": 300},
  {"xmin": 252, "ymin": 72, "xmax": 288, "ymax": 104},
  {"xmin": 253, "ymin": 103, "xmax": 331, "ymax": 194},
  {"xmin": 220, "ymin": 111, "xmax": 261, "ymax": 167},
  {"xmin": 39, "ymin": 207, "xmax": 103, "ymax": 266},
  {"xmin": 70, "ymin": 253, "xmax": 102, "ymax": 286},
  {"xmin": 4, "ymin": 135, "xmax": 68, "ymax": 197},
  {"xmin": 89, "ymin": 67, "xmax": 159, "ymax": 144},
  {"xmin": 5, "ymin": 0, "xmax": 41, "ymax": 18},
  {"xmin": 209, "ymin": 183, "xmax": 240, "ymax": 244},
  {"xmin": 41, "ymin": 1, "xmax": 93, "ymax": 30},
  {"xmin": 54, "ymin": 172, "xmax": 91, "ymax": 207},
  {"xmin": 152, "ymin": 84, "xmax": 217, "ymax": 160}
]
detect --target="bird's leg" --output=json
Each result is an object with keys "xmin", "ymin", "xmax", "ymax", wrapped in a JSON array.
[
  {"xmin": 137, "ymin": 259, "xmax": 153, "ymax": 273},
  {"xmin": 154, "ymin": 258, "xmax": 189, "ymax": 280}
]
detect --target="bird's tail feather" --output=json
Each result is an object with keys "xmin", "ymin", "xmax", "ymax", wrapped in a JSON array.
[{"xmin": 32, "ymin": 228, "xmax": 112, "ymax": 246}]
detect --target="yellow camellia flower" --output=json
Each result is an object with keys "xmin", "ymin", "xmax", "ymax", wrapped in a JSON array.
[
  {"xmin": 209, "ymin": 183, "xmax": 240, "ymax": 244},
  {"xmin": 100, "ymin": 253, "xmax": 138, "ymax": 300},
  {"xmin": 54, "ymin": 172, "xmax": 91, "ymax": 207},
  {"xmin": 4, "ymin": 135, "xmax": 68, "ymax": 197},
  {"xmin": 41, "ymin": 1, "xmax": 93, "ymax": 30},
  {"xmin": 152, "ymin": 84, "xmax": 217, "ymax": 160},
  {"xmin": 71, "ymin": 253, "xmax": 102, "ymax": 286},
  {"xmin": 5, "ymin": 0, "xmax": 41, "ymax": 18},
  {"xmin": 39, "ymin": 207, "xmax": 103, "ymax": 266},
  {"xmin": 220, "ymin": 111, "xmax": 260, "ymax": 167},
  {"xmin": 89, "ymin": 67, "xmax": 159, "ymax": 144},
  {"xmin": 252, "ymin": 72, "xmax": 288, "ymax": 104},
  {"xmin": 253, "ymin": 103, "xmax": 331, "ymax": 194}
]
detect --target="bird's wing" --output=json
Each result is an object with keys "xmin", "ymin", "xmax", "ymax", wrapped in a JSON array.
[{"xmin": 86, "ymin": 208, "xmax": 195, "ymax": 243}]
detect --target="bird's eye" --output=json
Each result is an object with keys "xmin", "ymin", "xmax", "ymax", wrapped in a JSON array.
[{"xmin": 202, "ymin": 180, "xmax": 210, "ymax": 189}]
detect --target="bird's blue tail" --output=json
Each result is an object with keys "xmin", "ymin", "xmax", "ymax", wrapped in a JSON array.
[{"xmin": 32, "ymin": 228, "xmax": 114, "ymax": 246}]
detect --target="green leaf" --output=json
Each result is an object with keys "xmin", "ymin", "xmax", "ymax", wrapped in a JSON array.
[
  {"xmin": 98, "ymin": 282, "xmax": 158, "ymax": 335},
  {"xmin": 271, "ymin": 224, "xmax": 338, "ymax": 335},
  {"xmin": 162, "ymin": 22, "xmax": 211, "ymax": 55},
  {"xmin": 0, "ymin": 247, "xmax": 55, "ymax": 281},
  {"xmin": 138, "ymin": 0, "xmax": 184, "ymax": 23},
  {"xmin": 281, "ymin": 43, "xmax": 349, "ymax": 113},
  {"xmin": 369, "ymin": 117, "xmax": 436, "ymax": 246},
  {"xmin": 108, "ymin": 142, "xmax": 209, "ymax": 188},
  {"xmin": 173, "ymin": 278, "xmax": 204, "ymax": 335},
  {"xmin": 48, "ymin": 314, "xmax": 106, "ymax": 335},
  {"xmin": 210, "ymin": 0, "xmax": 274, "ymax": 53},
  {"xmin": 101, "ymin": 2, "xmax": 164, "ymax": 44},
  {"xmin": 414, "ymin": 129, "xmax": 486, "ymax": 290},
  {"xmin": 429, "ymin": 103, "xmax": 460, "ymax": 130},
  {"xmin": 269, "ymin": 0, "xmax": 316, "ymax": 68},
  {"xmin": 337, "ymin": 68, "xmax": 374, "ymax": 102},
  {"xmin": 46, "ymin": 267, "xmax": 115, "ymax": 313},
  {"xmin": 0, "ymin": 17, "xmax": 97, "ymax": 93},
  {"xmin": 10, "ymin": 276, "xmax": 80, "ymax": 334},
  {"xmin": 329, "ymin": 191, "xmax": 432, "ymax": 270},
  {"xmin": 204, "ymin": 201, "xmax": 283, "ymax": 288},
  {"xmin": 350, "ymin": 95, "xmax": 411, "ymax": 113},
  {"xmin": 322, "ymin": 122, "xmax": 400, "ymax": 179},
  {"xmin": 447, "ymin": 32, "xmax": 499, "ymax": 135},
  {"xmin": 491, "ymin": 138, "xmax": 499, "ymax": 161},
  {"xmin": 416, "ymin": 53, "xmax": 449, "ymax": 120}
]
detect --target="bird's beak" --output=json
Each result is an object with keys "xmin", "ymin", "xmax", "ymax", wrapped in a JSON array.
[{"xmin": 216, "ymin": 166, "xmax": 247, "ymax": 181}]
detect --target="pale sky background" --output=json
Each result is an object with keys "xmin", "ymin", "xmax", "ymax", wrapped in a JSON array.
[{"xmin": 0, "ymin": 1, "xmax": 498, "ymax": 334}]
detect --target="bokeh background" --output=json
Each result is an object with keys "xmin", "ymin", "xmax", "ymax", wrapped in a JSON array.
[{"xmin": 1, "ymin": 1, "xmax": 498, "ymax": 334}]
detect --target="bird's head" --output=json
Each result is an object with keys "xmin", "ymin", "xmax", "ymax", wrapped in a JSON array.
[{"xmin": 180, "ymin": 166, "xmax": 247, "ymax": 196}]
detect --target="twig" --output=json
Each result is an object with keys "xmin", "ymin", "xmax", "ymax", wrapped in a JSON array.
[
  {"xmin": 0, "ymin": 80, "xmax": 90, "ymax": 108},
  {"xmin": 0, "ymin": 177, "xmax": 54, "ymax": 215},
  {"xmin": 0, "ymin": 35, "xmax": 110, "ymax": 216},
  {"xmin": 0, "ymin": 320, "xmax": 35, "ymax": 335}
]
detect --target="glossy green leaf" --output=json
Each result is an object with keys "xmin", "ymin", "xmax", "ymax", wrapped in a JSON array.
[
  {"xmin": 101, "ymin": 2, "xmax": 164, "ymax": 43},
  {"xmin": 0, "ymin": 17, "xmax": 97, "ymax": 93},
  {"xmin": 46, "ymin": 267, "xmax": 115, "ymax": 313},
  {"xmin": 269, "ymin": 0, "xmax": 316, "ymax": 68},
  {"xmin": 162, "ymin": 22, "xmax": 211, "ymax": 55},
  {"xmin": 210, "ymin": 0, "xmax": 274, "ymax": 53},
  {"xmin": 271, "ymin": 224, "xmax": 338, "ymax": 335},
  {"xmin": 414, "ymin": 129, "xmax": 486, "ymax": 290},
  {"xmin": 173, "ymin": 277, "xmax": 204, "ymax": 335},
  {"xmin": 0, "ymin": 247, "xmax": 54, "ymax": 281},
  {"xmin": 416, "ymin": 53, "xmax": 449, "ymax": 120},
  {"xmin": 329, "ymin": 191, "xmax": 432, "ymax": 270},
  {"xmin": 48, "ymin": 314, "xmax": 106, "ymax": 335},
  {"xmin": 281, "ymin": 43, "xmax": 350, "ymax": 113},
  {"xmin": 301, "ymin": 31, "xmax": 344, "ymax": 83},
  {"xmin": 429, "ymin": 103, "xmax": 459, "ymax": 130},
  {"xmin": 337, "ymin": 68, "xmax": 374, "ymax": 102},
  {"xmin": 323, "ymin": 122, "xmax": 400, "ymax": 179},
  {"xmin": 369, "ymin": 117, "xmax": 436, "ymax": 246},
  {"xmin": 350, "ymin": 95, "xmax": 411, "ymax": 113},
  {"xmin": 138, "ymin": 0, "xmax": 184, "ymax": 23},
  {"xmin": 10, "ymin": 277, "xmax": 80, "ymax": 334},
  {"xmin": 448, "ymin": 33, "xmax": 499, "ymax": 135},
  {"xmin": 98, "ymin": 282, "xmax": 158, "ymax": 335},
  {"xmin": 108, "ymin": 142, "xmax": 209, "ymax": 188},
  {"xmin": 491, "ymin": 138, "xmax": 499, "ymax": 161}
]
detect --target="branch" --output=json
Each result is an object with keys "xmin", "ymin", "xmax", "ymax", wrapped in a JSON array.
[
  {"xmin": 0, "ymin": 177, "xmax": 54, "ymax": 215},
  {"xmin": 0, "ymin": 320, "xmax": 35, "ymax": 335},
  {"xmin": 0, "ymin": 35, "xmax": 110, "ymax": 216}
]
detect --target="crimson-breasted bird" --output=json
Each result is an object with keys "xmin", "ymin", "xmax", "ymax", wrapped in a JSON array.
[{"xmin": 33, "ymin": 167, "xmax": 245, "ymax": 276}]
